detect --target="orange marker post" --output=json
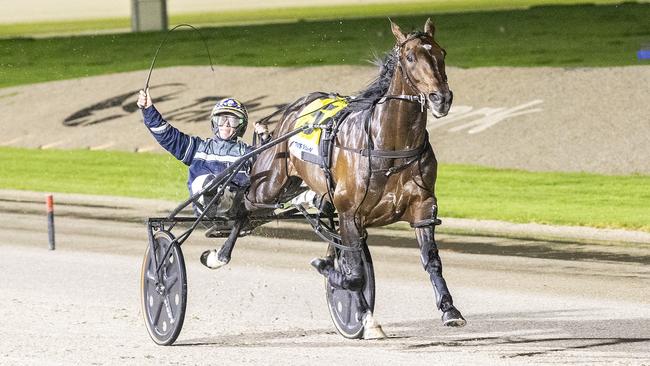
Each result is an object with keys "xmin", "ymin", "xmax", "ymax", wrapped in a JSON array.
[{"xmin": 46, "ymin": 195, "xmax": 55, "ymax": 250}]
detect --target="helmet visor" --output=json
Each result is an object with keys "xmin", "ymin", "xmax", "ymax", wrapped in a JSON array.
[{"xmin": 211, "ymin": 114, "xmax": 242, "ymax": 128}]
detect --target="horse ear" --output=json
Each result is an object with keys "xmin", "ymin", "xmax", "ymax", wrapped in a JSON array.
[
  {"xmin": 424, "ymin": 18, "xmax": 435, "ymax": 37},
  {"xmin": 389, "ymin": 19, "xmax": 407, "ymax": 44}
]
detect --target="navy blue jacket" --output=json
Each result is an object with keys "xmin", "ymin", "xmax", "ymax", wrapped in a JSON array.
[{"xmin": 142, "ymin": 105, "xmax": 252, "ymax": 192}]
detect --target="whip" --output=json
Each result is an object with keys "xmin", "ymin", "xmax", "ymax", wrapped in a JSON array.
[{"xmin": 143, "ymin": 23, "xmax": 215, "ymax": 91}]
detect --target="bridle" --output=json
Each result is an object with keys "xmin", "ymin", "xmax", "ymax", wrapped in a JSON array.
[{"xmin": 376, "ymin": 33, "xmax": 435, "ymax": 112}]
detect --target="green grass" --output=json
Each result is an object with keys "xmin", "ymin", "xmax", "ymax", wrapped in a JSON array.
[
  {"xmin": 1, "ymin": 147, "xmax": 648, "ymax": 232},
  {"xmin": 436, "ymin": 165, "xmax": 650, "ymax": 231},
  {"xmin": 0, "ymin": 147, "xmax": 188, "ymax": 202},
  {"xmin": 0, "ymin": 0, "xmax": 627, "ymax": 38},
  {"xmin": 1, "ymin": 2, "xmax": 648, "ymax": 88}
]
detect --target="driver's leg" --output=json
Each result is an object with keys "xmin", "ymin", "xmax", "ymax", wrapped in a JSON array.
[
  {"xmin": 200, "ymin": 217, "xmax": 247, "ymax": 269},
  {"xmin": 193, "ymin": 174, "xmax": 244, "ymax": 270}
]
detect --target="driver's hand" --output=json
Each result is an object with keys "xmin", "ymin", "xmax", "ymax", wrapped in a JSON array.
[
  {"xmin": 137, "ymin": 89, "xmax": 152, "ymax": 109},
  {"xmin": 254, "ymin": 122, "xmax": 269, "ymax": 135}
]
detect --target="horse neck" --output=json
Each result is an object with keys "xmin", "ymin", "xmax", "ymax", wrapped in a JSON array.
[{"xmin": 372, "ymin": 67, "xmax": 428, "ymax": 150}]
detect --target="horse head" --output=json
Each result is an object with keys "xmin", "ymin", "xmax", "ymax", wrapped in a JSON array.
[{"xmin": 391, "ymin": 18, "xmax": 452, "ymax": 118}]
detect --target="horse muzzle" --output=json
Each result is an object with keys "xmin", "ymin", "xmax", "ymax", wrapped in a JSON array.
[{"xmin": 428, "ymin": 90, "xmax": 453, "ymax": 118}]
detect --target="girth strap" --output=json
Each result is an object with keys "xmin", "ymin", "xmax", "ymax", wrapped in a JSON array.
[{"xmin": 336, "ymin": 140, "xmax": 426, "ymax": 159}]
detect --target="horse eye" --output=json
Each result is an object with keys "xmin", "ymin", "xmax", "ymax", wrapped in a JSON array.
[{"xmin": 406, "ymin": 53, "xmax": 415, "ymax": 63}]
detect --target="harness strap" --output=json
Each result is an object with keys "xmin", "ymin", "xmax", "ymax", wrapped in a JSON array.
[
  {"xmin": 411, "ymin": 218, "xmax": 442, "ymax": 228},
  {"xmin": 378, "ymin": 93, "xmax": 425, "ymax": 106},
  {"xmin": 335, "ymin": 141, "xmax": 426, "ymax": 159},
  {"xmin": 376, "ymin": 155, "xmax": 421, "ymax": 177},
  {"xmin": 349, "ymin": 93, "xmax": 427, "ymax": 112}
]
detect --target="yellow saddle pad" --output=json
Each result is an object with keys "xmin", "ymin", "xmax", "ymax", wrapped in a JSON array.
[{"xmin": 289, "ymin": 96, "xmax": 348, "ymax": 159}]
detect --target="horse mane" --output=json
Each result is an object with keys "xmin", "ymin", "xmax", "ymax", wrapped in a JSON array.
[
  {"xmin": 355, "ymin": 32, "xmax": 429, "ymax": 102},
  {"xmin": 355, "ymin": 48, "xmax": 398, "ymax": 100}
]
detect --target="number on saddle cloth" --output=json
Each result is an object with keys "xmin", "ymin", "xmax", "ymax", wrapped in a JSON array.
[{"xmin": 288, "ymin": 96, "xmax": 348, "ymax": 165}]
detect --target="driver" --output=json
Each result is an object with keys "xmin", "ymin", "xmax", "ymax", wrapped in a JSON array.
[{"xmin": 137, "ymin": 89, "xmax": 270, "ymax": 269}]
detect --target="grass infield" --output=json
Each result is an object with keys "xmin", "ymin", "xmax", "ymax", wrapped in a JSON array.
[
  {"xmin": 0, "ymin": 0, "xmax": 627, "ymax": 38},
  {"xmin": 1, "ymin": 147, "xmax": 648, "ymax": 232},
  {"xmin": 1, "ymin": 2, "xmax": 649, "ymax": 88}
]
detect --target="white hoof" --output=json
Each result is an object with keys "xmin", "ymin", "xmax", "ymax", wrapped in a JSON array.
[
  {"xmin": 362, "ymin": 312, "xmax": 387, "ymax": 340},
  {"xmin": 200, "ymin": 249, "xmax": 228, "ymax": 270}
]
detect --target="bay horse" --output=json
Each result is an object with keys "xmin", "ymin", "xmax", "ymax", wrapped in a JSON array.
[{"xmin": 245, "ymin": 19, "xmax": 465, "ymax": 338}]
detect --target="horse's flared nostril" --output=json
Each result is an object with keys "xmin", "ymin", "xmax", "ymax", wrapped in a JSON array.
[{"xmin": 429, "ymin": 93, "xmax": 442, "ymax": 104}]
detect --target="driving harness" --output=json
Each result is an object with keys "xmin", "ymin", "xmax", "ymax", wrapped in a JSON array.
[{"xmin": 292, "ymin": 90, "xmax": 433, "ymax": 209}]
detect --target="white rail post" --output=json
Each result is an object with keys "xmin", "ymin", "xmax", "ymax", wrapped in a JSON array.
[{"xmin": 131, "ymin": 0, "xmax": 168, "ymax": 32}]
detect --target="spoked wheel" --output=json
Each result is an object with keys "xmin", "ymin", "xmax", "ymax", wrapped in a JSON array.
[
  {"xmin": 324, "ymin": 244, "xmax": 375, "ymax": 339},
  {"xmin": 140, "ymin": 231, "xmax": 187, "ymax": 346}
]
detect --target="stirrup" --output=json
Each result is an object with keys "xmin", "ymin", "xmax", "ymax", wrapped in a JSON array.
[{"xmin": 204, "ymin": 226, "xmax": 223, "ymax": 238}]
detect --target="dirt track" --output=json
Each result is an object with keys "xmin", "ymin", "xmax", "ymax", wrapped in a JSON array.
[
  {"xmin": 2, "ymin": 211, "xmax": 650, "ymax": 365},
  {"xmin": 1, "ymin": 65, "xmax": 648, "ymax": 174}
]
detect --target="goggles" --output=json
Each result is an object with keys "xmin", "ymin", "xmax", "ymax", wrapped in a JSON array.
[{"xmin": 211, "ymin": 114, "xmax": 242, "ymax": 128}]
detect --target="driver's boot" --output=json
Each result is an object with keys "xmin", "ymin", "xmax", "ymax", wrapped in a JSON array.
[
  {"xmin": 200, "ymin": 248, "xmax": 229, "ymax": 269},
  {"xmin": 200, "ymin": 218, "xmax": 245, "ymax": 270}
]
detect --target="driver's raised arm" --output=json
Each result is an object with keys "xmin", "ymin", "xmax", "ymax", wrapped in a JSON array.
[{"xmin": 138, "ymin": 89, "xmax": 200, "ymax": 165}]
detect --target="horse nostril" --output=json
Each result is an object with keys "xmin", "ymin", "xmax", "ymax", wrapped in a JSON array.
[{"xmin": 429, "ymin": 93, "xmax": 442, "ymax": 104}]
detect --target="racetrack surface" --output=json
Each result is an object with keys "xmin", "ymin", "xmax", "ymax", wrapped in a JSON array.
[
  {"xmin": 1, "ymin": 65, "xmax": 648, "ymax": 174},
  {"xmin": 2, "ymin": 211, "xmax": 649, "ymax": 365}
]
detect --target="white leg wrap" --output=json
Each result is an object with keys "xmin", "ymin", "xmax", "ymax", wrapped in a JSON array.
[{"xmin": 362, "ymin": 311, "xmax": 387, "ymax": 340}]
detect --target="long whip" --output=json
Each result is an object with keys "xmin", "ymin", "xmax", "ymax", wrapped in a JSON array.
[{"xmin": 144, "ymin": 23, "xmax": 215, "ymax": 91}]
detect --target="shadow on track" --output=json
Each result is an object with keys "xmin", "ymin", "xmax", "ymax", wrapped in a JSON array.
[{"xmin": 254, "ymin": 226, "xmax": 650, "ymax": 265}]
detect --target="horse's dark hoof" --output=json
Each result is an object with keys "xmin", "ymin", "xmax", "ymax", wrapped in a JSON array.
[
  {"xmin": 310, "ymin": 257, "xmax": 334, "ymax": 276},
  {"xmin": 442, "ymin": 307, "xmax": 466, "ymax": 327}
]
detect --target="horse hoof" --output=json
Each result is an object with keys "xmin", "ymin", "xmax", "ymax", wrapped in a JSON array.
[
  {"xmin": 310, "ymin": 257, "xmax": 333, "ymax": 276},
  {"xmin": 442, "ymin": 307, "xmax": 467, "ymax": 327},
  {"xmin": 363, "ymin": 313, "xmax": 387, "ymax": 340},
  {"xmin": 200, "ymin": 249, "xmax": 228, "ymax": 270}
]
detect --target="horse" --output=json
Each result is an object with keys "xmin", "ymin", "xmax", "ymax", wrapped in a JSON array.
[{"xmin": 244, "ymin": 18, "xmax": 466, "ymax": 338}]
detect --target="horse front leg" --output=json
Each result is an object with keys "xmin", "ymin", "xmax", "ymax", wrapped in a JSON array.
[{"xmin": 414, "ymin": 206, "xmax": 466, "ymax": 327}]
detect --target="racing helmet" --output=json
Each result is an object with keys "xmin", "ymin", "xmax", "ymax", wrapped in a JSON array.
[{"xmin": 210, "ymin": 98, "xmax": 248, "ymax": 139}]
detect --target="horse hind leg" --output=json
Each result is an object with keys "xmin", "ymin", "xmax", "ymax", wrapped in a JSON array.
[
  {"xmin": 415, "ymin": 219, "xmax": 467, "ymax": 327},
  {"xmin": 311, "ymin": 250, "xmax": 365, "ymax": 290},
  {"xmin": 311, "ymin": 214, "xmax": 386, "ymax": 339}
]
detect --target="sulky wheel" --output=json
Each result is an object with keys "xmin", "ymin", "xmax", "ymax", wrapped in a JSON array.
[
  {"xmin": 325, "ymin": 244, "xmax": 375, "ymax": 339},
  {"xmin": 140, "ymin": 230, "xmax": 187, "ymax": 346}
]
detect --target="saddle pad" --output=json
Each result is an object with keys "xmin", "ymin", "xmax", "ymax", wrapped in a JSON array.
[{"xmin": 288, "ymin": 96, "xmax": 348, "ymax": 161}]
